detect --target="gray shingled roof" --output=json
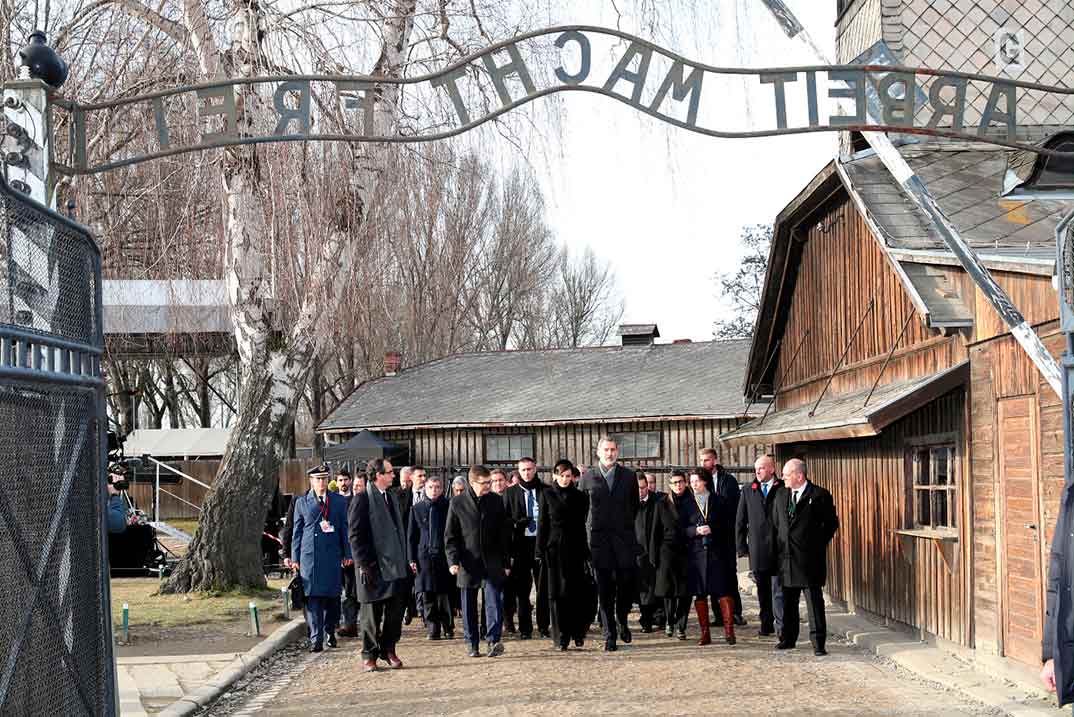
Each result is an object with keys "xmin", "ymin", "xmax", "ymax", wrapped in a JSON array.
[
  {"xmin": 841, "ymin": 149, "xmax": 1070, "ymax": 255},
  {"xmin": 318, "ymin": 340, "xmax": 756, "ymax": 432}
]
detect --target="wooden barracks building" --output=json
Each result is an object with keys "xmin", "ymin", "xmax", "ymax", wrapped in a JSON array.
[
  {"xmin": 723, "ymin": 0, "xmax": 1074, "ymax": 670},
  {"xmin": 318, "ymin": 326, "xmax": 764, "ymax": 476}
]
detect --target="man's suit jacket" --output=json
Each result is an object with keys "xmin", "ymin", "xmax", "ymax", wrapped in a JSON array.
[
  {"xmin": 504, "ymin": 478, "xmax": 545, "ymax": 560},
  {"xmin": 393, "ymin": 486, "xmax": 414, "ymax": 543},
  {"xmin": 771, "ymin": 481, "xmax": 839, "ymax": 588},
  {"xmin": 736, "ymin": 478, "xmax": 785, "ymax": 574},
  {"xmin": 580, "ymin": 464, "xmax": 640, "ymax": 571}
]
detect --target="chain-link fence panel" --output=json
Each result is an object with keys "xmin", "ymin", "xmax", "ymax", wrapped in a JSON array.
[{"xmin": 0, "ymin": 176, "xmax": 114, "ymax": 716}]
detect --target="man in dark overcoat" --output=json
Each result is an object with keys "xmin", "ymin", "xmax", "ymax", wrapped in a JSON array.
[
  {"xmin": 1043, "ymin": 467, "xmax": 1074, "ymax": 705},
  {"xmin": 580, "ymin": 436, "xmax": 640, "ymax": 652},
  {"xmin": 736, "ymin": 454, "xmax": 785, "ymax": 637},
  {"xmin": 334, "ymin": 468, "xmax": 360, "ymax": 638},
  {"xmin": 408, "ymin": 475, "xmax": 455, "ymax": 640},
  {"xmin": 349, "ymin": 458, "xmax": 409, "ymax": 672},
  {"xmin": 445, "ymin": 464, "xmax": 513, "ymax": 658},
  {"xmin": 291, "ymin": 464, "xmax": 352, "ymax": 653},
  {"xmin": 771, "ymin": 458, "xmax": 839, "ymax": 656},
  {"xmin": 504, "ymin": 457, "xmax": 549, "ymax": 639},
  {"xmin": 635, "ymin": 473, "xmax": 663, "ymax": 632},
  {"xmin": 395, "ymin": 466, "xmax": 418, "ymax": 625},
  {"xmin": 699, "ymin": 447, "xmax": 745, "ymax": 626}
]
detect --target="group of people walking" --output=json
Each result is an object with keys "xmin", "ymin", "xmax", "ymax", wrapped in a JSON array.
[{"xmin": 285, "ymin": 436, "xmax": 840, "ymax": 673}]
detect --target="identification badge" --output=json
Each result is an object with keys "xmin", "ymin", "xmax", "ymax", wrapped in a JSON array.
[{"xmin": 320, "ymin": 520, "xmax": 334, "ymax": 533}]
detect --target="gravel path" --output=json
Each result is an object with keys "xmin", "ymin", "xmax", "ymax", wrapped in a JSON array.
[{"xmin": 200, "ymin": 593, "xmax": 1004, "ymax": 717}]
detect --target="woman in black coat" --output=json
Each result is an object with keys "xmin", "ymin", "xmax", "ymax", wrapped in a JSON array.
[
  {"xmin": 537, "ymin": 460, "xmax": 593, "ymax": 651},
  {"xmin": 679, "ymin": 466, "xmax": 736, "ymax": 646},
  {"xmin": 408, "ymin": 477, "xmax": 455, "ymax": 640},
  {"xmin": 651, "ymin": 470, "xmax": 691, "ymax": 640}
]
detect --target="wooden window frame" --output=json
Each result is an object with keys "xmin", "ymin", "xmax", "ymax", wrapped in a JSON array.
[
  {"xmin": 610, "ymin": 431, "xmax": 663, "ymax": 460},
  {"xmin": 483, "ymin": 433, "xmax": 535, "ymax": 464},
  {"xmin": 904, "ymin": 434, "xmax": 959, "ymax": 535}
]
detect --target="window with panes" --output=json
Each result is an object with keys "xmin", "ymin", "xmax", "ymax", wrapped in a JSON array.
[
  {"xmin": 909, "ymin": 443, "xmax": 957, "ymax": 530},
  {"xmin": 610, "ymin": 431, "xmax": 662, "ymax": 460}
]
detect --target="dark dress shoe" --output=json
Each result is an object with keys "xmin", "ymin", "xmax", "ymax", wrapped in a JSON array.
[
  {"xmin": 337, "ymin": 625, "xmax": 358, "ymax": 638},
  {"xmin": 427, "ymin": 633, "xmax": 440, "ymax": 641},
  {"xmin": 468, "ymin": 645, "xmax": 481, "ymax": 657},
  {"xmin": 814, "ymin": 647, "xmax": 828, "ymax": 656},
  {"xmin": 618, "ymin": 625, "xmax": 632, "ymax": 644},
  {"xmin": 519, "ymin": 633, "xmax": 532, "ymax": 640},
  {"xmin": 557, "ymin": 643, "xmax": 569, "ymax": 652},
  {"xmin": 603, "ymin": 640, "xmax": 617, "ymax": 652},
  {"xmin": 444, "ymin": 630, "xmax": 455, "ymax": 639},
  {"xmin": 676, "ymin": 629, "xmax": 687, "ymax": 641},
  {"xmin": 362, "ymin": 659, "xmax": 377, "ymax": 672},
  {"xmin": 776, "ymin": 641, "xmax": 795, "ymax": 650},
  {"xmin": 734, "ymin": 615, "xmax": 748, "ymax": 627},
  {"xmin": 326, "ymin": 634, "xmax": 338, "ymax": 648},
  {"xmin": 538, "ymin": 629, "xmax": 551, "ymax": 639},
  {"xmin": 574, "ymin": 638, "xmax": 584, "ymax": 648},
  {"xmin": 505, "ymin": 623, "xmax": 517, "ymax": 634},
  {"xmin": 640, "ymin": 625, "xmax": 653, "ymax": 633},
  {"xmin": 385, "ymin": 653, "xmax": 404, "ymax": 669},
  {"xmin": 487, "ymin": 641, "xmax": 505, "ymax": 658},
  {"xmin": 665, "ymin": 626, "xmax": 674, "ymax": 638},
  {"xmin": 310, "ymin": 644, "xmax": 323, "ymax": 653}
]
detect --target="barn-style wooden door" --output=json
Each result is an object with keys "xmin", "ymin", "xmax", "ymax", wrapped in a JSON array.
[{"xmin": 997, "ymin": 396, "xmax": 1044, "ymax": 666}]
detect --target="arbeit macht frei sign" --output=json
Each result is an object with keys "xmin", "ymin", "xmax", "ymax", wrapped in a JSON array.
[{"xmin": 51, "ymin": 25, "xmax": 1073, "ymax": 175}]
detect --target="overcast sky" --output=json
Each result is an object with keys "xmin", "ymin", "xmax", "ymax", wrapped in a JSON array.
[{"xmin": 529, "ymin": 0, "xmax": 838, "ymax": 342}]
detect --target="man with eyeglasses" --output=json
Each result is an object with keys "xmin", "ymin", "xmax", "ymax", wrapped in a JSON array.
[
  {"xmin": 291, "ymin": 464, "xmax": 353, "ymax": 653},
  {"xmin": 349, "ymin": 459, "xmax": 410, "ymax": 672},
  {"xmin": 445, "ymin": 464, "xmax": 513, "ymax": 658}
]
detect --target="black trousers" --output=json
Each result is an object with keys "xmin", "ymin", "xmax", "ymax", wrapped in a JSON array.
[
  {"xmin": 512, "ymin": 538, "xmax": 549, "ymax": 636},
  {"xmin": 360, "ymin": 591, "xmax": 406, "ymax": 660},
  {"xmin": 755, "ymin": 571, "xmax": 784, "ymax": 633},
  {"xmin": 594, "ymin": 566, "xmax": 636, "ymax": 641},
  {"xmin": 782, "ymin": 585, "xmax": 826, "ymax": 649},
  {"xmin": 664, "ymin": 596, "xmax": 690, "ymax": 633},
  {"xmin": 638, "ymin": 597, "xmax": 665, "ymax": 629},
  {"xmin": 422, "ymin": 591, "xmax": 454, "ymax": 637},
  {"xmin": 341, "ymin": 564, "xmax": 358, "ymax": 628},
  {"xmin": 550, "ymin": 596, "xmax": 587, "ymax": 647}
]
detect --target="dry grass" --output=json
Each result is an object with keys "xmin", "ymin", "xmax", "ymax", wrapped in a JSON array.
[{"xmin": 110, "ymin": 577, "xmax": 290, "ymax": 628}]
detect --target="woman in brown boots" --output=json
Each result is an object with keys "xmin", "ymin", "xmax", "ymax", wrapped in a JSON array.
[{"xmin": 679, "ymin": 467, "xmax": 736, "ymax": 646}]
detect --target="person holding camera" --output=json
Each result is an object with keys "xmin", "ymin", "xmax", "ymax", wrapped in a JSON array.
[
  {"xmin": 348, "ymin": 459, "xmax": 409, "ymax": 672},
  {"xmin": 106, "ymin": 470, "xmax": 130, "ymax": 534}
]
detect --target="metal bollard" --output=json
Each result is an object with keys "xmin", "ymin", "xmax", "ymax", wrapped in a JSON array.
[
  {"xmin": 280, "ymin": 587, "xmax": 290, "ymax": 620},
  {"xmin": 121, "ymin": 603, "xmax": 129, "ymax": 643},
  {"xmin": 249, "ymin": 601, "xmax": 261, "ymax": 637}
]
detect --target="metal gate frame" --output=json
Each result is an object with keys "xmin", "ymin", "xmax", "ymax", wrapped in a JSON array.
[{"xmin": 0, "ymin": 173, "xmax": 116, "ymax": 715}]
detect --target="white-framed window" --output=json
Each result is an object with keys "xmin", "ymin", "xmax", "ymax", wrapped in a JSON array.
[
  {"xmin": 484, "ymin": 434, "xmax": 534, "ymax": 463},
  {"xmin": 909, "ymin": 443, "xmax": 957, "ymax": 531},
  {"xmin": 610, "ymin": 431, "xmax": 662, "ymax": 460}
]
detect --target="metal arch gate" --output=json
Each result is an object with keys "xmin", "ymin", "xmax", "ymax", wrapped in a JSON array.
[{"xmin": 0, "ymin": 175, "xmax": 114, "ymax": 715}]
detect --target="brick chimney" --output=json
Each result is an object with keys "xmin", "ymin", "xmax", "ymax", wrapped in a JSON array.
[
  {"xmin": 383, "ymin": 351, "xmax": 402, "ymax": 376},
  {"xmin": 672, "ymin": 339, "xmax": 692, "ymax": 344}
]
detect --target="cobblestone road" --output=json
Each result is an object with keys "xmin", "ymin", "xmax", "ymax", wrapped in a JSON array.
[{"xmin": 205, "ymin": 593, "xmax": 1004, "ymax": 717}]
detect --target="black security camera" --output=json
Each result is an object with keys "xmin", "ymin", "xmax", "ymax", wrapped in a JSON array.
[{"xmin": 19, "ymin": 31, "xmax": 68, "ymax": 89}]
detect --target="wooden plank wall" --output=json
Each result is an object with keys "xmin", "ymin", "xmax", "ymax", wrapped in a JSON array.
[
  {"xmin": 774, "ymin": 196, "xmax": 936, "ymax": 407},
  {"xmin": 776, "ymin": 389, "xmax": 968, "ymax": 645},
  {"xmin": 969, "ymin": 321, "xmax": 1065, "ymax": 656},
  {"xmin": 127, "ymin": 458, "xmax": 317, "ymax": 519},
  {"xmin": 381, "ymin": 419, "xmax": 764, "ymax": 477}
]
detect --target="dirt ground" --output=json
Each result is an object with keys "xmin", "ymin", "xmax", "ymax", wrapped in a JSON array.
[{"xmin": 207, "ymin": 594, "xmax": 1003, "ymax": 717}]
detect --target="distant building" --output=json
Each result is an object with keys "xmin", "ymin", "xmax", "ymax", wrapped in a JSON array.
[{"xmin": 317, "ymin": 325, "xmax": 765, "ymax": 478}]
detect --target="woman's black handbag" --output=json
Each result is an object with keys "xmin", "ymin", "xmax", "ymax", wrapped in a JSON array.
[{"xmin": 287, "ymin": 574, "xmax": 305, "ymax": 610}]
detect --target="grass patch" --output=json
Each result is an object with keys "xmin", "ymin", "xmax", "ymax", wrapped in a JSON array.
[
  {"xmin": 110, "ymin": 577, "xmax": 290, "ymax": 628},
  {"xmin": 162, "ymin": 518, "xmax": 200, "ymax": 536}
]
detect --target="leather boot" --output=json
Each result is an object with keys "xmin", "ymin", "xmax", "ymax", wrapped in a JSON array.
[
  {"xmin": 694, "ymin": 599, "xmax": 711, "ymax": 646},
  {"xmin": 719, "ymin": 597, "xmax": 736, "ymax": 645}
]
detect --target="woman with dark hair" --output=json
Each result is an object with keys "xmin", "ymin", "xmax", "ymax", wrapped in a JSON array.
[
  {"xmin": 652, "ymin": 470, "xmax": 691, "ymax": 640},
  {"xmin": 679, "ymin": 466, "xmax": 736, "ymax": 646},
  {"xmin": 537, "ymin": 459, "xmax": 592, "ymax": 651}
]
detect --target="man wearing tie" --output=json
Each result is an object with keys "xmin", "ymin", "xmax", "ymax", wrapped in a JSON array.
[
  {"xmin": 580, "ymin": 436, "xmax": 640, "ymax": 652},
  {"xmin": 349, "ymin": 459, "xmax": 410, "ymax": 672},
  {"xmin": 736, "ymin": 454, "xmax": 785, "ymax": 638},
  {"xmin": 505, "ymin": 457, "xmax": 549, "ymax": 639},
  {"xmin": 291, "ymin": 464, "xmax": 352, "ymax": 653},
  {"xmin": 771, "ymin": 458, "xmax": 839, "ymax": 656}
]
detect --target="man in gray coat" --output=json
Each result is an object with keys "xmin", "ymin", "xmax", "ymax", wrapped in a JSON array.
[{"xmin": 349, "ymin": 458, "xmax": 409, "ymax": 672}]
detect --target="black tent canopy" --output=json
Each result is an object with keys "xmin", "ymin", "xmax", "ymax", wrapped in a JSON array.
[{"xmin": 323, "ymin": 429, "xmax": 408, "ymax": 465}]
